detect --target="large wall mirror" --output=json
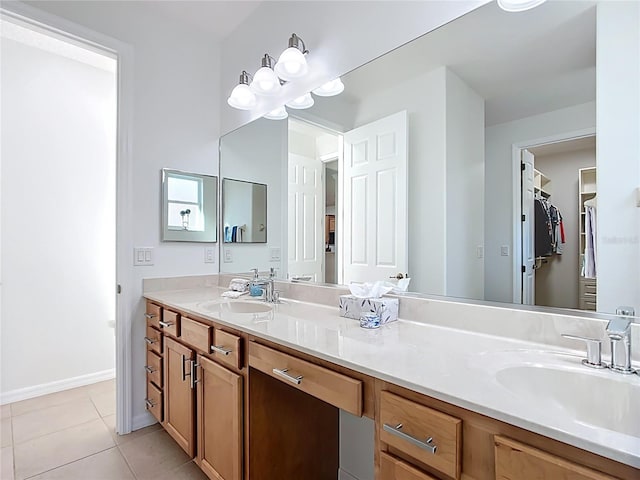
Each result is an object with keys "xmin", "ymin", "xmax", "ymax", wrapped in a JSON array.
[
  {"xmin": 161, "ymin": 169, "xmax": 218, "ymax": 242},
  {"xmin": 219, "ymin": 0, "xmax": 639, "ymax": 319}
]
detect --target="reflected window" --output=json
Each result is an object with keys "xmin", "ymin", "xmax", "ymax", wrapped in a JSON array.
[{"xmin": 167, "ymin": 174, "xmax": 204, "ymax": 232}]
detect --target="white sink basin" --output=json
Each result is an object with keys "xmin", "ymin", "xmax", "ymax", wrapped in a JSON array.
[
  {"xmin": 497, "ymin": 365, "xmax": 640, "ymax": 436},
  {"xmin": 197, "ymin": 300, "xmax": 273, "ymax": 314}
]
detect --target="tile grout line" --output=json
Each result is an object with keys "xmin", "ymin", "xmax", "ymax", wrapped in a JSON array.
[
  {"xmin": 20, "ymin": 446, "xmax": 116, "ymax": 480},
  {"xmin": 11, "ymin": 415, "xmax": 106, "ymax": 448}
]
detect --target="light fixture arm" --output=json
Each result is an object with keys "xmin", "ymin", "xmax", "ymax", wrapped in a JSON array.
[
  {"xmin": 238, "ymin": 70, "xmax": 253, "ymax": 85},
  {"xmin": 289, "ymin": 33, "xmax": 308, "ymax": 54},
  {"xmin": 261, "ymin": 54, "xmax": 277, "ymax": 69}
]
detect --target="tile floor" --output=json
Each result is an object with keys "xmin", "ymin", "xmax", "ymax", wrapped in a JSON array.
[{"xmin": 0, "ymin": 380, "xmax": 207, "ymax": 480}]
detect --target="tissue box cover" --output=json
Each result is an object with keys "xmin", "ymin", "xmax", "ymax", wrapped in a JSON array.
[{"xmin": 338, "ymin": 295, "xmax": 398, "ymax": 323}]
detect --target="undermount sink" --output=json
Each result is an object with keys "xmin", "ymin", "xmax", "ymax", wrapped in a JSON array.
[
  {"xmin": 197, "ymin": 300, "xmax": 273, "ymax": 314},
  {"xmin": 497, "ymin": 365, "xmax": 640, "ymax": 436}
]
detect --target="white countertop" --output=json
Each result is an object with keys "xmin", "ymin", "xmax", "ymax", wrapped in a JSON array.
[{"xmin": 143, "ymin": 287, "xmax": 640, "ymax": 469}]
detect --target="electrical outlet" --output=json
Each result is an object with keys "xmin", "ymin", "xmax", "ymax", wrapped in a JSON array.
[
  {"xmin": 224, "ymin": 248, "xmax": 233, "ymax": 263},
  {"xmin": 204, "ymin": 247, "xmax": 215, "ymax": 264},
  {"xmin": 134, "ymin": 247, "xmax": 154, "ymax": 266},
  {"xmin": 500, "ymin": 245, "xmax": 510, "ymax": 257}
]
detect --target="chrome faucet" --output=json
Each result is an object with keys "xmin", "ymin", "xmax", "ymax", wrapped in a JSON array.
[
  {"xmin": 250, "ymin": 267, "xmax": 279, "ymax": 303},
  {"xmin": 606, "ymin": 313, "xmax": 635, "ymax": 375}
]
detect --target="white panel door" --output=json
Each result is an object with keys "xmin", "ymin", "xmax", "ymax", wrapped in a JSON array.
[
  {"xmin": 342, "ymin": 111, "xmax": 408, "ymax": 284},
  {"xmin": 288, "ymin": 152, "xmax": 324, "ymax": 281},
  {"xmin": 521, "ymin": 149, "xmax": 535, "ymax": 305}
]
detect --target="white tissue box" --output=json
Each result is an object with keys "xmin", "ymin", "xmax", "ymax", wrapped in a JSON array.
[{"xmin": 338, "ymin": 295, "xmax": 399, "ymax": 323}]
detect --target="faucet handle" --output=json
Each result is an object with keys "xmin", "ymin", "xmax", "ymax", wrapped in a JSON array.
[
  {"xmin": 250, "ymin": 268, "xmax": 259, "ymax": 280},
  {"xmin": 561, "ymin": 334, "xmax": 607, "ymax": 369}
]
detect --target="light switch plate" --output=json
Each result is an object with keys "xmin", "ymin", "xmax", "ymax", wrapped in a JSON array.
[
  {"xmin": 500, "ymin": 245, "xmax": 510, "ymax": 257},
  {"xmin": 270, "ymin": 247, "xmax": 281, "ymax": 262},
  {"xmin": 476, "ymin": 246, "xmax": 484, "ymax": 259},
  {"xmin": 224, "ymin": 248, "xmax": 233, "ymax": 263},
  {"xmin": 204, "ymin": 247, "xmax": 216, "ymax": 264},
  {"xmin": 134, "ymin": 247, "xmax": 154, "ymax": 266}
]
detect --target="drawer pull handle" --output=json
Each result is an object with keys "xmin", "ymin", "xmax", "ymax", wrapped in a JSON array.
[
  {"xmin": 383, "ymin": 423, "xmax": 437, "ymax": 454},
  {"xmin": 144, "ymin": 337, "xmax": 157, "ymax": 345},
  {"xmin": 211, "ymin": 345, "xmax": 232, "ymax": 356},
  {"xmin": 144, "ymin": 313, "xmax": 157, "ymax": 319},
  {"xmin": 190, "ymin": 361, "xmax": 200, "ymax": 389},
  {"xmin": 273, "ymin": 368, "xmax": 303, "ymax": 385},
  {"xmin": 181, "ymin": 354, "xmax": 191, "ymax": 381},
  {"xmin": 144, "ymin": 365, "xmax": 156, "ymax": 374},
  {"xmin": 145, "ymin": 398, "xmax": 156, "ymax": 408},
  {"xmin": 159, "ymin": 320, "xmax": 174, "ymax": 328}
]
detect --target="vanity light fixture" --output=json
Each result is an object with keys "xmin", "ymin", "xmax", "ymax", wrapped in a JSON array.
[
  {"xmin": 312, "ymin": 77, "xmax": 345, "ymax": 97},
  {"xmin": 227, "ymin": 70, "xmax": 257, "ymax": 110},
  {"xmin": 497, "ymin": 0, "xmax": 547, "ymax": 12},
  {"xmin": 274, "ymin": 33, "xmax": 309, "ymax": 81},
  {"xmin": 250, "ymin": 54, "xmax": 282, "ymax": 96},
  {"xmin": 286, "ymin": 92, "xmax": 314, "ymax": 110},
  {"xmin": 263, "ymin": 105, "xmax": 288, "ymax": 120}
]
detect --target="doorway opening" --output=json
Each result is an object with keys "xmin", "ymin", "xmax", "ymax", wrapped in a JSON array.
[
  {"xmin": 1, "ymin": 12, "xmax": 119, "ymax": 410},
  {"xmin": 518, "ymin": 134, "xmax": 597, "ymax": 311}
]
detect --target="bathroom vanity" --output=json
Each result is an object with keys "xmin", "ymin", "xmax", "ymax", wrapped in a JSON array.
[{"xmin": 142, "ymin": 277, "xmax": 639, "ymax": 480}]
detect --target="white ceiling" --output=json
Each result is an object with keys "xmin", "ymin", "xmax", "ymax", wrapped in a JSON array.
[
  {"xmin": 529, "ymin": 135, "xmax": 596, "ymax": 157},
  {"xmin": 341, "ymin": 0, "xmax": 597, "ymax": 127},
  {"xmin": 148, "ymin": 1, "xmax": 263, "ymax": 39}
]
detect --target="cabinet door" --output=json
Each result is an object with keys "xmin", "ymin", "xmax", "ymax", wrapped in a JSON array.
[
  {"xmin": 197, "ymin": 354, "xmax": 243, "ymax": 480},
  {"xmin": 164, "ymin": 336, "xmax": 195, "ymax": 457},
  {"xmin": 495, "ymin": 436, "xmax": 617, "ymax": 480}
]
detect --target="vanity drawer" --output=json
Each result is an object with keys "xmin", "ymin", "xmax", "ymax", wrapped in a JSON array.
[
  {"xmin": 145, "ymin": 380, "xmax": 163, "ymax": 423},
  {"xmin": 211, "ymin": 329, "xmax": 242, "ymax": 370},
  {"xmin": 161, "ymin": 309, "xmax": 180, "ymax": 337},
  {"xmin": 145, "ymin": 325, "xmax": 163, "ymax": 355},
  {"xmin": 380, "ymin": 391, "xmax": 461, "ymax": 480},
  {"xmin": 249, "ymin": 342, "xmax": 362, "ymax": 416},
  {"xmin": 145, "ymin": 302, "xmax": 162, "ymax": 329},
  {"xmin": 494, "ymin": 436, "xmax": 617, "ymax": 480},
  {"xmin": 180, "ymin": 316, "xmax": 211, "ymax": 353},
  {"xmin": 145, "ymin": 350, "xmax": 163, "ymax": 388},
  {"xmin": 380, "ymin": 452, "xmax": 439, "ymax": 480}
]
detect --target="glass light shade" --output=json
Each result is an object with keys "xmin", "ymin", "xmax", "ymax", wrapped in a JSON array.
[
  {"xmin": 286, "ymin": 93, "xmax": 314, "ymax": 110},
  {"xmin": 312, "ymin": 78, "xmax": 345, "ymax": 97},
  {"xmin": 274, "ymin": 47, "xmax": 308, "ymax": 80},
  {"xmin": 227, "ymin": 83, "xmax": 257, "ymax": 110},
  {"xmin": 497, "ymin": 0, "xmax": 546, "ymax": 12},
  {"xmin": 263, "ymin": 106, "xmax": 288, "ymax": 120},
  {"xmin": 250, "ymin": 67, "xmax": 281, "ymax": 96}
]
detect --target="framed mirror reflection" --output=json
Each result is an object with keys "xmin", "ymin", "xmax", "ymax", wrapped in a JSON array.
[{"xmin": 161, "ymin": 169, "xmax": 218, "ymax": 242}]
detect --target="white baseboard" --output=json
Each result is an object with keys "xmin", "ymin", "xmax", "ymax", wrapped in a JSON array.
[
  {"xmin": 338, "ymin": 468, "xmax": 360, "ymax": 480},
  {"xmin": 0, "ymin": 369, "xmax": 115, "ymax": 405},
  {"xmin": 131, "ymin": 411, "xmax": 158, "ymax": 432}
]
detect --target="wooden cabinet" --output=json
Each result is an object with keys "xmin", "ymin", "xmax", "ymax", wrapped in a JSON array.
[
  {"xmin": 249, "ymin": 341, "xmax": 363, "ymax": 416},
  {"xmin": 379, "ymin": 391, "xmax": 461, "ymax": 480},
  {"xmin": 494, "ymin": 436, "xmax": 618, "ymax": 480},
  {"xmin": 197, "ymin": 354, "xmax": 243, "ymax": 480},
  {"xmin": 164, "ymin": 336, "xmax": 196, "ymax": 457},
  {"xmin": 143, "ymin": 299, "xmax": 639, "ymax": 480}
]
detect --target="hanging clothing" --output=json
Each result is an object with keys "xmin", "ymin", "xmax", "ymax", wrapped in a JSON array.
[
  {"xmin": 584, "ymin": 205, "xmax": 597, "ymax": 278},
  {"xmin": 534, "ymin": 196, "xmax": 565, "ymax": 257}
]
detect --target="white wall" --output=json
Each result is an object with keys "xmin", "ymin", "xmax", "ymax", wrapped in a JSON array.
[
  {"xmin": 484, "ymin": 101, "xmax": 596, "ymax": 303},
  {"xmin": 596, "ymin": 1, "xmax": 640, "ymax": 316},
  {"xmin": 22, "ymin": 1, "xmax": 222, "ymax": 426},
  {"xmin": 219, "ymin": 118, "xmax": 287, "ymax": 275},
  {"xmin": 351, "ymin": 67, "xmax": 484, "ymax": 299},
  {"xmin": 1, "ymin": 34, "xmax": 116, "ymax": 398},
  {"xmin": 445, "ymin": 69, "xmax": 485, "ymax": 301},
  {"xmin": 220, "ymin": 1, "xmax": 488, "ymax": 134}
]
